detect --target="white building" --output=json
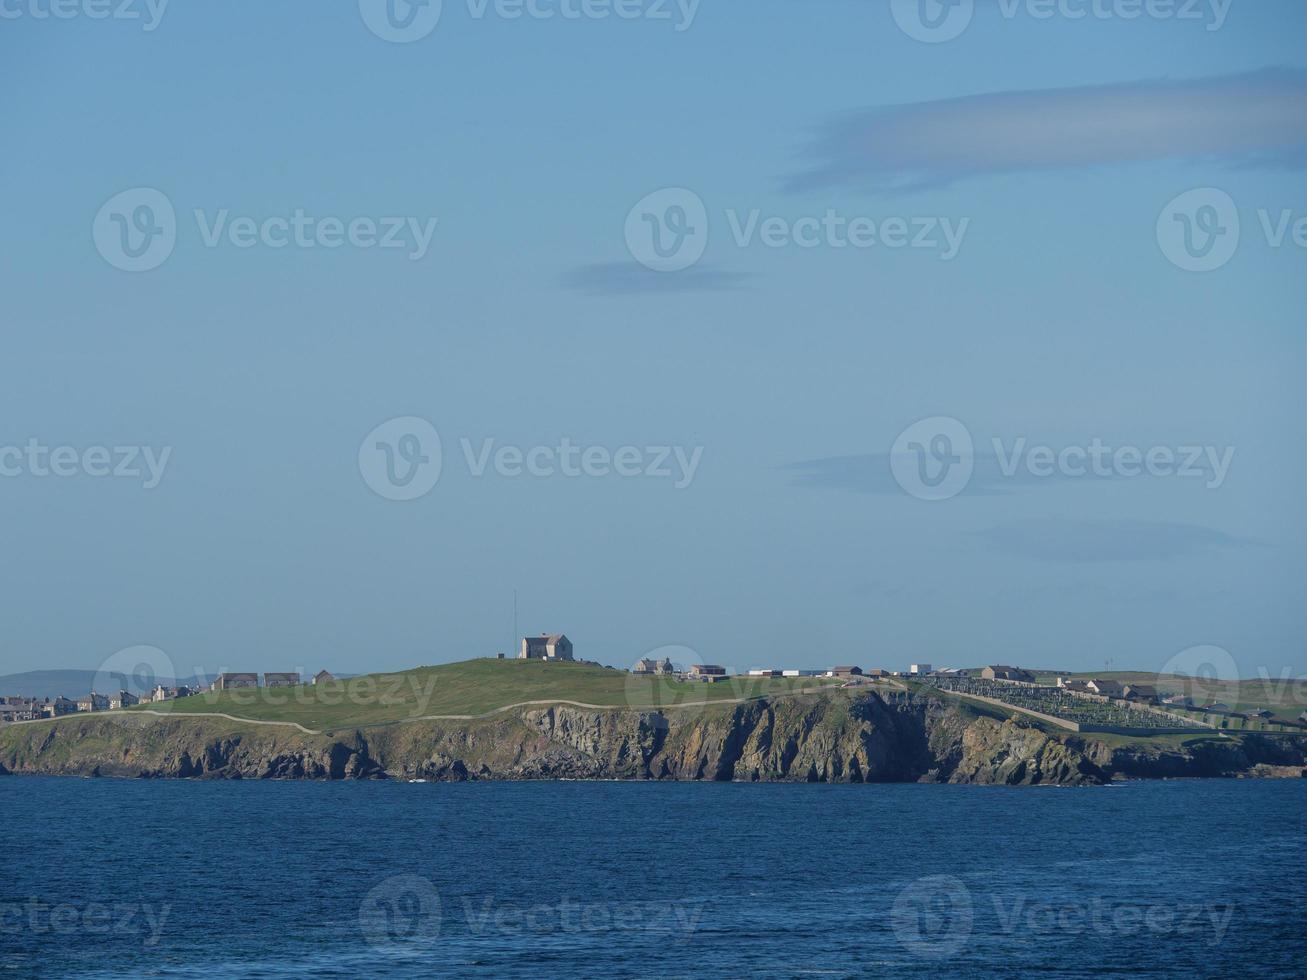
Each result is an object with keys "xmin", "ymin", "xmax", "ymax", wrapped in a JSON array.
[{"xmin": 909, "ymin": 663, "xmax": 932, "ymax": 676}]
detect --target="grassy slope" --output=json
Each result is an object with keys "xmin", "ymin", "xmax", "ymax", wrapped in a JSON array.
[{"xmin": 48, "ymin": 659, "xmax": 844, "ymax": 732}]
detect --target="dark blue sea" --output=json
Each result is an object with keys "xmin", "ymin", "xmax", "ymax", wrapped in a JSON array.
[{"xmin": 2, "ymin": 778, "xmax": 1305, "ymax": 978}]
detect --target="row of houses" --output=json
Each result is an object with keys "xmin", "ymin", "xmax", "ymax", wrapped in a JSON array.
[
  {"xmin": 0, "ymin": 670, "xmax": 339, "ymax": 725},
  {"xmin": 211, "ymin": 671, "xmax": 333, "ymax": 690},
  {"xmin": 630, "ymin": 663, "xmax": 896, "ymax": 683}
]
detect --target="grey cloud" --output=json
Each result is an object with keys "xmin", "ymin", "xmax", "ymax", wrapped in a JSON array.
[{"xmin": 785, "ymin": 69, "xmax": 1307, "ymax": 193}]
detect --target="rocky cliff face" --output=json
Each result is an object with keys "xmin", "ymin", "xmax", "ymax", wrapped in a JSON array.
[{"xmin": 0, "ymin": 690, "xmax": 1300, "ymax": 784}]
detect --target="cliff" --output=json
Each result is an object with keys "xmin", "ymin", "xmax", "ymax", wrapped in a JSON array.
[{"xmin": 0, "ymin": 689, "xmax": 1301, "ymax": 784}]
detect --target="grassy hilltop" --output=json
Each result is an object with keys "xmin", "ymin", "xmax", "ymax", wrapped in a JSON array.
[{"xmin": 106, "ymin": 659, "xmax": 840, "ymax": 732}]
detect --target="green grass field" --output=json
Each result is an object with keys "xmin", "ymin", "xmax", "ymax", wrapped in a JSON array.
[{"xmin": 93, "ymin": 659, "xmax": 844, "ymax": 732}]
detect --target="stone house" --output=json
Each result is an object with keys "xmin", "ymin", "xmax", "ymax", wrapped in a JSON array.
[
  {"xmin": 213, "ymin": 673, "xmax": 259, "ymax": 690},
  {"xmin": 76, "ymin": 693, "xmax": 110, "ymax": 713},
  {"xmin": 687, "ymin": 665, "xmax": 726, "ymax": 679},
  {"xmin": 519, "ymin": 634, "xmax": 574, "ymax": 661},
  {"xmin": 632, "ymin": 657, "xmax": 674, "ymax": 675},
  {"xmin": 313, "ymin": 670, "xmax": 335, "ymax": 684},
  {"xmin": 263, "ymin": 673, "xmax": 301, "ymax": 688},
  {"xmin": 1085, "ymin": 679, "xmax": 1126, "ymax": 698},
  {"xmin": 1122, "ymin": 684, "xmax": 1159, "ymax": 703},
  {"xmin": 982, "ymin": 666, "xmax": 1037, "ymax": 683}
]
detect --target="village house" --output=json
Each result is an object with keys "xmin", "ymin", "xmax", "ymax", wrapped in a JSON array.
[
  {"xmin": 1162, "ymin": 693, "xmax": 1193, "ymax": 707},
  {"xmin": 43, "ymin": 697, "xmax": 79, "ymax": 718},
  {"xmin": 864, "ymin": 669, "xmax": 891, "ymax": 678},
  {"xmin": 0, "ymin": 701, "xmax": 40, "ymax": 724},
  {"xmin": 519, "ymin": 634, "xmax": 574, "ymax": 661},
  {"xmin": 1085, "ymin": 679, "xmax": 1126, "ymax": 698},
  {"xmin": 828, "ymin": 666, "xmax": 863, "ymax": 678},
  {"xmin": 633, "ymin": 657, "xmax": 674, "ymax": 675},
  {"xmin": 263, "ymin": 673, "xmax": 301, "ymax": 688},
  {"xmin": 314, "ymin": 670, "xmax": 335, "ymax": 684},
  {"xmin": 687, "ymin": 665, "xmax": 726, "ymax": 681},
  {"xmin": 76, "ymin": 692, "xmax": 110, "ymax": 713},
  {"xmin": 108, "ymin": 691, "xmax": 140, "ymax": 711},
  {"xmin": 1122, "ymin": 684, "xmax": 1159, "ymax": 703},
  {"xmin": 981, "ymin": 666, "xmax": 1037, "ymax": 683},
  {"xmin": 213, "ymin": 673, "xmax": 259, "ymax": 690}
]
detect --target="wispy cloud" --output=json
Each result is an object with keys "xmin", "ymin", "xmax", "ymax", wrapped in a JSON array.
[
  {"xmin": 973, "ymin": 520, "xmax": 1258, "ymax": 563},
  {"xmin": 562, "ymin": 262, "xmax": 749, "ymax": 295},
  {"xmin": 785, "ymin": 69, "xmax": 1307, "ymax": 192}
]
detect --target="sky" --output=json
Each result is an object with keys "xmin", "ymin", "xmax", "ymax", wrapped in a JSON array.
[{"xmin": 1, "ymin": 0, "xmax": 1304, "ymax": 682}]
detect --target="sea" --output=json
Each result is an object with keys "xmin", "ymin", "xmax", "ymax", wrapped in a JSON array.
[{"xmin": 2, "ymin": 777, "xmax": 1304, "ymax": 978}]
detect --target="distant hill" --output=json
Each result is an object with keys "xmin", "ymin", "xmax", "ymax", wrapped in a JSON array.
[{"xmin": 0, "ymin": 670, "xmax": 214, "ymax": 700}]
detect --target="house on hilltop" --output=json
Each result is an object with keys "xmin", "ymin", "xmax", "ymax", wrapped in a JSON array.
[
  {"xmin": 687, "ymin": 665, "xmax": 726, "ymax": 680},
  {"xmin": 519, "ymin": 634, "xmax": 574, "ymax": 661},
  {"xmin": 1122, "ymin": 684, "xmax": 1159, "ymax": 703},
  {"xmin": 1085, "ymin": 679, "xmax": 1125, "ymax": 698},
  {"xmin": 263, "ymin": 673, "xmax": 301, "ymax": 688},
  {"xmin": 981, "ymin": 666, "xmax": 1037, "ymax": 683},
  {"xmin": 314, "ymin": 670, "xmax": 335, "ymax": 684},
  {"xmin": 213, "ymin": 673, "xmax": 259, "ymax": 690},
  {"xmin": 76, "ymin": 693, "xmax": 109, "ymax": 713},
  {"xmin": 632, "ymin": 657, "xmax": 674, "ymax": 675}
]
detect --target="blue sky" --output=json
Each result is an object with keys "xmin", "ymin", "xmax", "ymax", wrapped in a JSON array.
[{"xmin": 1, "ymin": 0, "xmax": 1304, "ymax": 681}]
